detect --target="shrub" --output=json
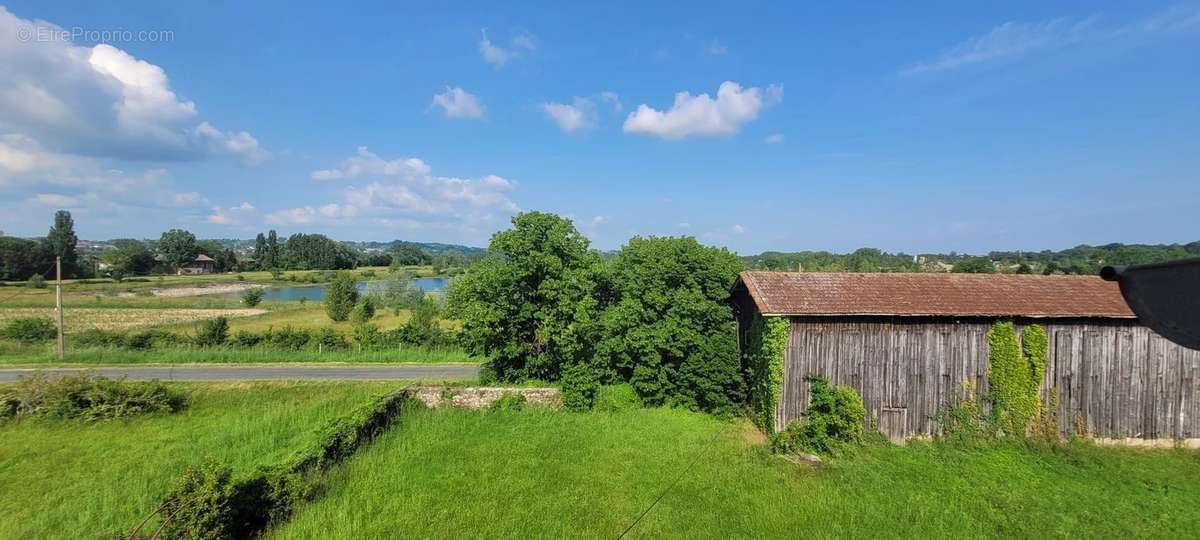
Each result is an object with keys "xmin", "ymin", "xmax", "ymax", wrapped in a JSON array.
[
  {"xmin": 73, "ymin": 329, "xmax": 129, "ymax": 348},
  {"xmin": 236, "ymin": 273, "xmax": 246, "ymax": 281},
  {"xmin": 270, "ymin": 268, "xmax": 283, "ymax": 280},
  {"xmin": 27, "ymin": 274, "xmax": 46, "ymax": 289},
  {"xmin": 0, "ymin": 371, "xmax": 185, "ymax": 421},
  {"xmin": 352, "ymin": 323, "xmax": 383, "ymax": 351},
  {"xmin": 324, "ymin": 272, "xmax": 358, "ymax": 322},
  {"xmin": 770, "ymin": 375, "xmax": 867, "ymax": 456},
  {"xmin": 265, "ymin": 327, "xmax": 314, "ymax": 350},
  {"xmin": 2, "ymin": 317, "xmax": 56, "ymax": 343},
  {"xmin": 127, "ymin": 329, "xmax": 185, "ymax": 350},
  {"xmin": 488, "ymin": 393, "xmax": 527, "ymax": 412},
  {"xmin": 232, "ymin": 330, "xmax": 263, "ymax": 348},
  {"xmin": 195, "ymin": 317, "xmax": 230, "ymax": 347},
  {"xmin": 155, "ymin": 459, "xmax": 239, "ymax": 540},
  {"xmin": 936, "ymin": 382, "xmax": 1000, "ymax": 446},
  {"xmin": 594, "ymin": 384, "xmax": 642, "ymax": 412},
  {"xmin": 560, "ymin": 362, "xmax": 599, "ymax": 412},
  {"xmin": 311, "ymin": 327, "xmax": 348, "ymax": 351},
  {"xmin": 348, "ymin": 297, "xmax": 376, "ymax": 325},
  {"xmin": 241, "ymin": 287, "xmax": 265, "ymax": 307}
]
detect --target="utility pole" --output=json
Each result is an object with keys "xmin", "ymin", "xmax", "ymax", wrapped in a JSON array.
[{"xmin": 55, "ymin": 256, "xmax": 64, "ymax": 361}]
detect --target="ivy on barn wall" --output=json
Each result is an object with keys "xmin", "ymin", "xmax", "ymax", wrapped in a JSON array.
[
  {"xmin": 745, "ymin": 314, "xmax": 789, "ymax": 433},
  {"xmin": 986, "ymin": 321, "xmax": 1048, "ymax": 436}
]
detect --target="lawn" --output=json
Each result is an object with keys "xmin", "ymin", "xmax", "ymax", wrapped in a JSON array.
[
  {"xmin": 0, "ymin": 344, "xmax": 479, "ymax": 365},
  {"xmin": 271, "ymin": 407, "xmax": 1200, "ymax": 539},
  {"xmin": 0, "ymin": 381, "xmax": 396, "ymax": 539}
]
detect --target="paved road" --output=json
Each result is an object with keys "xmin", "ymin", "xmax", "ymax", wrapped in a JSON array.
[{"xmin": 0, "ymin": 364, "xmax": 479, "ymax": 382}]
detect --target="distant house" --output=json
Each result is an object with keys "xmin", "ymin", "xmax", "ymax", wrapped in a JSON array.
[{"xmin": 732, "ymin": 271, "xmax": 1200, "ymax": 444}]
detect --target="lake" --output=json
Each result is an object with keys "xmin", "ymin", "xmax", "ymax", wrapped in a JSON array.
[{"xmin": 230, "ymin": 277, "xmax": 448, "ymax": 302}]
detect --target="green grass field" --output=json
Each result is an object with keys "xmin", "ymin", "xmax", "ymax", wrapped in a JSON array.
[
  {"xmin": 271, "ymin": 407, "xmax": 1200, "ymax": 539},
  {"xmin": 0, "ymin": 382, "xmax": 397, "ymax": 539},
  {"xmin": 0, "ymin": 344, "xmax": 478, "ymax": 365}
]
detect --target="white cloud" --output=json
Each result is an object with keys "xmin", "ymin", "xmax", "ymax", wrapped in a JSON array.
[
  {"xmin": 904, "ymin": 7, "xmax": 1200, "ymax": 74},
  {"xmin": 271, "ymin": 148, "xmax": 520, "ymax": 232},
  {"xmin": 479, "ymin": 29, "xmax": 536, "ymax": 68},
  {"xmin": 733, "ymin": 224, "xmax": 746, "ymax": 234},
  {"xmin": 599, "ymin": 91, "xmax": 622, "ymax": 112},
  {"xmin": 31, "ymin": 193, "xmax": 79, "ymax": 206},
  {"xmin": 764, "ymin": 133, "xmax": 785, "ymax": 144},
  {"xmin": 623, "ymin": 81, "xmax": 782, "ymax": 140},
  {"xmin": 311, "ymin": 147, "xmax": 431, "ymax": 181},
  {"xmin": 207, "ymin": 202, "xmax": 256, "ymax": 225},
  {"xmin": 193, "ymin": 122, "xmax": 271, "ymax": 166},
  {"xmin": 591, "ymin": 215, "xmax": 608, "ymax": 226},
  {"xmin": 541, "ymin": 98, "xmax": 595, "ymax": 133},
  {"xmin": 0, "ymin": 7, "xmax": 267, "ymax": 164},
  {"xmin": 705, "ymin": 40, "xmax": 729, "ymax": 56},
  {"xmin": 676, "ymin": 222, "xmax": 690, "ymax": 229},
  {"xmin": 431, "ymin": 87, "xmax": 485, "ymax": 119}
]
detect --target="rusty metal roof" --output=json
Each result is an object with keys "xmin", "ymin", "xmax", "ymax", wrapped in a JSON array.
[{"xmin": 737, "ymin": 271, "xmax": 1135, "ymax": 318}]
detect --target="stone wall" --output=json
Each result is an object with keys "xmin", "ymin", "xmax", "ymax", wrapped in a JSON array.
[{"xmin": 410, "ymin": 386, "xmax": 561, "ymax": 409}]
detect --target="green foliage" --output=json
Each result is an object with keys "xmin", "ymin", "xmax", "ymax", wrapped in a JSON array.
[
  {"xmin": 2, "ymin": 317, "xmax": 56, "ymax": 343},
  {"xmin": 311, "ymin": 327, "xmax": 349, "ymax": 351},
  {"xmin": 935, "ymin": 383, "xmax": 1000, "ymax": 446},
  {"xmin": 27, "ymin": 274, "xmax": 46, "ymax": 289},
  {"xmin": 348, "ymin": 296, "xmax": 376, "ymax": 325},
  {"xmin": 45, "ymin": 210, "xmax": 80, "ymax": 277},
  {"xmin": 595, "ymin": 236, "xmax": 745, "ymax": 414},
  {"xmin": 744, "ymin": 315, "xmax": 789, "ymax": 432},
  {"xmin": 560, "ymin": 362, "xmax": 599, "ymax": 412},
  {"xmin": 770, "ymin": 375, "xmax": 867, "ymax": 456},
  {"xmin": 0, "ymin": 235, "xmax": 53, "ymax": 281},
  {"xmin": 101, "ymin": 239, "xmax": 156, "ymax": 277},
  {"xmin": 324, "ymin": 272, "xmax": 359, "ymax": 322},
  {"xmin": 194, "ymin": 317, "xmax": 230, "ymax": 347},
  {"xmin": 389, "ymin": 242, "xmax": 432, "ymax": 267},
  {"xmin": 447, "ymin": 212, "xmax": 601, "ymax": 381},
  {"xmin": 158, "ymin": 229, "xmax": 199, "ymax": 270},
  {"xmin": 987, "ymin": 321, "xmax": 1047, "ymax": 436},
  {"xmin": 280, "ymin": 233, "xmax": 357, "ymax": 270},
  {"xmin": 594, "ymin": 384, "xmax": 643, "ymax": 412},
  {"xmin": 148, "ymin": 391, "xmax": 420, "ymax": 539},
  {"xmin": 743, "ymin": 247, "xmax": 921, "ymax": 272},
  {"xmin": 241, "ymin": 287, "xmax": 265, "ymax": 307},
  {"xmin": 951, "ymin": 256, "xmax": 996, "ymax": 273},
  {"xmin": 0, "ymin": 371, "xmax": 185, "ymax": 421},
  {"xmin": 488, "ymin": 393, "xmax": 527, "ymax": 412}
]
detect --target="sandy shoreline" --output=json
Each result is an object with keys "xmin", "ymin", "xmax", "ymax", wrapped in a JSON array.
[{"xmin": 114, "ymin": 282, "xmax": 262, "ymax": 298}]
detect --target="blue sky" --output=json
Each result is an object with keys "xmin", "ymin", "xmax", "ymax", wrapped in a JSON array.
[{"xmin": 0, "ymin": 1, "xmax": 1197, "ymax": 254}]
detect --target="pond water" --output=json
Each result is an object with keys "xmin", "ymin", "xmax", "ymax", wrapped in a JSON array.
[{"xmin": 228, "ymin": 277, "xmax": 448, "ymax": 302}]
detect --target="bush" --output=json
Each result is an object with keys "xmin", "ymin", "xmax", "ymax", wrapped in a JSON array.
[
  {"xmin": 236, "ymin": 273, "xmax": 246, "ymax": 281},
  {"xmin": 73, "ymin": 329, "xmax": 128, "ymax": 348},
  {"xmin": 265, "ymin": 327, "xmax": 314, "ymax": 350},
  {"xmin": 352, "ymin": 323, "xmax": 383, "ymax": 351},
  {"xmin": 324, "ymin": 272, "xmax": 358, "ymax": 322},
  {"xmin": 270, "ymin": 268, "xmax": 283, "ymax": 280},
  {"xmin": 232, "ymin": 330, "xmax": 263, "ymax": 348},
  {"xmin": 155, "ymin": 459, "xmax": 239, "ymax": 539},
  {"xmin": 195, "ymin": 317, "xmax": 230, "ymax": 347},
  {"xmin": 0, "ymin": 371, "xmax": 185, "ymax": 421},
  {"xmin": 27, "ymin": 274, "xmax": 46, "ymax": 289},
  {"xmin": 594, "ymin": 384, "xmax": 642, "ymax": 412},
  {"xmin": 488, "ymin": 393, "xmax": 527, "ymax": 412},
  {"xmin": 348, "ymin": 297, "xmax": 376, "ymax": 325},
  {"xmin": 311, "ymin": 327, "xmax": 348, "ymax": 351},
  {"xmin": 560, "ymin": 362, "xmax": 599, "ymax": 412},
  {"xmin": 770, "ymin": 375, "xmax": 867, "ymax": 456},
  {"xmin": 1, "ymin": 317, "xmax": 56, "ymax": 343},
  {"xmin": 241, "ymin": 287, "xmax": 265, "ymax": 307}
]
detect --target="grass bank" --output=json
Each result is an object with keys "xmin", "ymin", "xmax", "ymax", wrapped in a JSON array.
[
  {"xmin": 272, "ymin": 407, "xmax": 1200, "ymax": 539},
  {"xmin": 0, "ymin": 344, "xmax": 479, "ymax": 365},
  {"xmin": 0, "ymin": 381, "xmax": 397, "ymax": 538}
]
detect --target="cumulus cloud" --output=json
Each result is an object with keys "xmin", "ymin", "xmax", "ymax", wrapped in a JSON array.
[
  {"xmin": 479, "ymin": 29, "xmax": 536, "ymax": 68},
  {"xmin": 733, "ymin": 224, "xmax": 746, "ymax": 234},
  {"xmin": 541, "ymin": 98, "xmax": 596, "ymax": 133},
  {"xmin": 764, "ymin": 133, "xmax": 785, "ymax": 144},
  {"xmin": 592, "ymin": 215, "xmax": 608, "ymax": 226},
  {"xmin": 623, "ymin": 81, "xmax": 783, "ymax": 140},
  {"xmin": 599, "ymin": 91, "xmax": 622, "ymax": 112},
  {"xmin": 0, "ymin": 7, "xmax": 267, "ymax": 164},
  {"xmin": 31, "ymin": 193, "xmax": 79, "ymax": 206},
  {"xmin": 431, "ymin": 87, "xmax": 485, "ymax": 119},
  {"xmin": 207, "ymin": 202, "xmax": 256, "ymax": 225},
  {"xmin": 904, "ymin": 7, "xmax": 1200, "ymax": 74},
  {"xmin": 268, "ymin": 148, "xmax": 519, "ymax": 232}
]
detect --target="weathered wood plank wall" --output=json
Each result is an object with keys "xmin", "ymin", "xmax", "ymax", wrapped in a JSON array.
[{"xmin": 778, "ymin": 316, "xmax": 1200, "ymax": 442}]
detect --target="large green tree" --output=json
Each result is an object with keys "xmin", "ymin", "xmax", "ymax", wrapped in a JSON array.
[
  {"xmin": 951, "ymin": 256, "xmax": 996, "ymax": 274},
  {"xmin": 595, "ymin": 236, "xmax": 745, "ymax": 413},
  {"xmin": 101, "ymin": 239, "xmax": 156, "ymax": 276},
  {"xmin": 158, "ymin": 229, "xmax": 199, "ymax": 269},
  {"xmin": 389, "ymin": 242, "xmax": 432, "ymax": 267},
  {"xmin": 0, "ymin": 236, "xmax": 53, "ymax": 280},
  {"xmin": 280, "ymin": 233, "xmax": 356, "ymax": 270},
  {"xmin": 45, "ymin": 210, "xmax": 80, "ymax": 277},
  {"xmin": 324, "ymin": 272, "xmax": 359, "ymax": 321},
  {"xmin": 447, "ymin": 212, "xmax": 601, "ymax": 381}
]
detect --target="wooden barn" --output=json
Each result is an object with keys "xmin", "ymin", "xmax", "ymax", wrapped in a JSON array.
[{"xmin": 732, "ymin": 272, "xmax": 1200, "ymax": 445}]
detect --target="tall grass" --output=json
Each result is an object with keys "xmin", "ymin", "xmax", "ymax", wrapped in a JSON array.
[
  {"xmin": 0, "ymin": 344, "xmax": 479, "ymax": 365},
  {"xmin": 272, "ymin": 408, "xmax": 1200, "ymax": 539},
  {"xmin": 0, "ymin": 382, "xmax": 397, "ymax": 538}
]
